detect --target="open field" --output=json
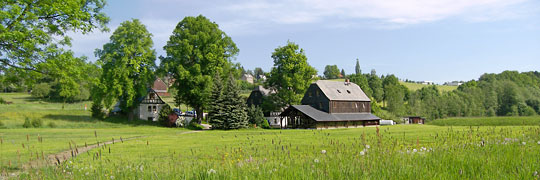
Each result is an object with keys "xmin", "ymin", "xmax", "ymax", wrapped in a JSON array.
[
  {"xmin": 2, "ymin": 93, "xmax": 540, "ymax": 179},
  {"xmin": 400, "ymin": 82, "xmax": 457, "ymax": 92},
  {"xmin": 429, "ymin": 116, "xmax": 540, "ymax": 126}
]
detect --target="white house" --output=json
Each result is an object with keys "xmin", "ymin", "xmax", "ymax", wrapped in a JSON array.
[
  {"xmin": 447, "ymin": 81, "xmax": 463, "ymax": 86},
  {"xmin": 134, "ymin": 89, "xmax": 166, "ymax": 121},
  {"xmin": 241, "ymin": 74, "xmax": 254, "ymax": 84}
]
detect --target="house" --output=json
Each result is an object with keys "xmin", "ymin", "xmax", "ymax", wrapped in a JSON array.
[
  {"xmin": 279, "ymin": 80, "xmax": 381, "ymax": 129},
  {"xmin": 134, "ymin": 88, "xmax": 167, "ymax": 121},
  {"xmin": 446, "ymin": 81, "xmax": 463, "ymax": 86},
  {"xmin": 420, "ymin": 81, "xmax": 434, "ymax": 85},
  {"xmin": 403, "ymin": 116, "xmax": 425, "ymax": 124},
  {"xmin": 257, "ymin": 75, "xmax": 267, "ymax": 82},
  {"xmin": 241, "ymin": 74, "xmax": 254, "ymax": 84},
  {"xmin": 246, "ymin": 86, "xmax": 283, "ymax": 128}
]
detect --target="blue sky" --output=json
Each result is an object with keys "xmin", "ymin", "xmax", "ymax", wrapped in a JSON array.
[{"xmin": 68, "ymin": 0, "xmax": 540, "ymax": 83}]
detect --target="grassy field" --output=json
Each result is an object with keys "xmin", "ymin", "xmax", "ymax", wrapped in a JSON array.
[
  {"xmin": 429, "ymin": 116, "xmax": 540, "ymax": 126},
  {"xmin": 400, "ymin": 82, "xmax": 457, "ymax": 92},
  {"xmin": 3, "ymin": 93, "xmax": 540, "ymax": 179},
  {"xmin": 327, "ymin": 79, "xmax": 457, "ymax": 92}
]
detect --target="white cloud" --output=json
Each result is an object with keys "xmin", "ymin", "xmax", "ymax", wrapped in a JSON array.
[{"xmin": 220, "ymin": 0, "xmax": 531, "ymax": 25}]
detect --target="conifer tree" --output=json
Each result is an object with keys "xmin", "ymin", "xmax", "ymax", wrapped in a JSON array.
[
  {"xmin": 221, "ymin": 74, "xmax": 248, "ymax": 129},
  {"xmin": 208, "ymin": 72, "xmax": 225, "ymax": 129}
]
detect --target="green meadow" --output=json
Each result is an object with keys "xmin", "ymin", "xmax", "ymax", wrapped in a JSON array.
[{"xmin": 2, "ymin": 93, "xmax": 540, "ymax": 179}]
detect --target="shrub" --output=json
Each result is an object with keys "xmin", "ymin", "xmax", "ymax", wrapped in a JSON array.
[
  {"xmin": 158, "ymin": 104, "xmax": 174, "ymax": 127},
  {"xmin": 247, "ymin": 105, "xmax": 265, "ymax": 127},
  {"xmin": 31, "ymin": 118, "xmax": 43, "ymax": 128},
  {"xmin": 31, "ymin": 83, "xmax": 51, "ymax": 98},
  {"xmin": 48, "ymin": 121, "xmax": 57, "ymax": 128},
  {"xmin": 261, "ymin": 118, "xmax": 270, "ymax": 129},
  {"xmin": 0, "ymin": 97, "xmax": 6, "ymax": 104},
  {"xmin": 0, "ymin": 121, "xmax": 5, "ymax": 129},
  {"xmin": 91, "ymin": 102, "xmax": 106, "ymax": 119},
  {"xmin": 186, "ymin": 122, "xmax": 203, "ymax": 130},
  {"xmin": 23, "ymin": 118, "xmax": 31, "ymax": 128}
]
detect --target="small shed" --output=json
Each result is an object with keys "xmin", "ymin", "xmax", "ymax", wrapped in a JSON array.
[{"xmin": 403, "ymin": 116, "xmax": 425, "ymax": 124}]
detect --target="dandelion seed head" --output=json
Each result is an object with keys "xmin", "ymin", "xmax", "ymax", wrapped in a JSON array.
[
  {"xmin": 314, "ymin": 159, "xmax": 319, "ymax": 163},
  {"xmin": 359, "ymin": 151, "xmax": 365, "ymax": 156},
  {"xmin": 207, "ymin": 169, "xmax": 216, "ymax": 174},
  {"xmin": 321, "ymin": 150, "xmax": 326, "ymax": 154}
]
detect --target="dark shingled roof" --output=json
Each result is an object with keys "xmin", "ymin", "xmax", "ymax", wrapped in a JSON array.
[
  {"xmin": 315, "ymin": 80, "xmax": 370, "ymax": 101},
  {"xmin": 281, "ymin": 105, "xmax": 380, "ymax": 122}
]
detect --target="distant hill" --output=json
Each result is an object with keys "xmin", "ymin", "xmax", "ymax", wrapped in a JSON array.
[{"xmin": 400, "ymin": 82, "xmax": 457, "ymax": 92}]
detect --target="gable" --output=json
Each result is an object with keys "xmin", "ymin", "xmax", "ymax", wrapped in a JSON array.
[{"xmin": 140, "ymin": 90, "xmax": 166, "ymax": 104}]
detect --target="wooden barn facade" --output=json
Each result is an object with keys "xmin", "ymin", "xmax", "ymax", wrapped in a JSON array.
[{"xmin": 280, "ymin": 80, "xmax": 380, "ymax": 129}]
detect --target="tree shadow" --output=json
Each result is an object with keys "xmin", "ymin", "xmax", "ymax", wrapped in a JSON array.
[{"xmin": 42, "ymin": 114, "xmax": 162, "ymax": 127}]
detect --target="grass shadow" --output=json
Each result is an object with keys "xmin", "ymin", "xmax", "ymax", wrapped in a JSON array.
[{"xmin": 42, "ymin": 114, "xmax": 162, "ymax": 127}]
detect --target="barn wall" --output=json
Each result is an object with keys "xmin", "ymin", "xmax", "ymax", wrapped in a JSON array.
[
  {"xmin": 246, "ymin": 91, "xmax": 264, "ymax": 107},
  {"xmin": 330, "ymin": 101, "xmax": 370, "ymax": 113},
  {"xmin": 301, "ymin": 84, "xmax": 330, "ymax": 113}
]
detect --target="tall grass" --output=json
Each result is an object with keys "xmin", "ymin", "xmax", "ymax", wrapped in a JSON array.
[{"xmin": 429, "ymin": 116, "xmax": 540, "ymax": 126}]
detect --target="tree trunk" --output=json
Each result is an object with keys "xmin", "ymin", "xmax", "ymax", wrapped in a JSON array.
[
  {"xmin": 128, "ymin": 110, "xmax": 134, "ymax": 121},
  {"xmin": 195, "ymin": 106, "xmax": 203, "ymax": 124}
]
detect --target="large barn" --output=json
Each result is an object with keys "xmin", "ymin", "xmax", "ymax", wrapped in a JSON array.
[{"xmin": 279, "ymin": 80, "xmax": 380, "ymax": 129}]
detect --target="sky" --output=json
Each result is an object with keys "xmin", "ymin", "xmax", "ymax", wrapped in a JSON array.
[{"xmin": 68, "ymin": 0, "xmax": 540, "ymax": 84}]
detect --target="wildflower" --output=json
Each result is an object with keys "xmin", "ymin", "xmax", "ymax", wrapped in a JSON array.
[
  {"xmin": 413, "ymin": 149, "xmax": 417, "ymax": 153},
  {"xmin": 537, "ymin": 141, "xmax": 540, "ymax": 145},
  {"xmin": 69, "ymin": 161, "xmax": 72, "ymax": 164},
  {"xmin": 534, "ymin": 171, "xmax": 538, "ymax": 176},
  {"xmin": 207, "ymin": 169, "xmax": 217, "ymax": 174},
  {"xmin": 522, "ymin": 142, "xmax": 526, "ymax": 145},
  {"xmin": 321, "ymin": 150, "xmax": 326, "ymax": 154},
  {"xmin": 359, "ymin": 151, "xmax": 365, "ymax": 156},
  {"xmin": 85, "ymin": 172, "xmax": 89, "ymax": 176},
  {"xmin": 365, "ymin": 145, "xmax": 370, "ymax": 149},
  {"xmin": 110, "ymin": 176, "xmax": 115, "ymax": 179},
  {"xmin": 139, "ymin": 165, "xmax": 144, "ymax": 171},
  {"xmin": 314, "ymin": 159, "xmax": 320, "ymax": 163}
]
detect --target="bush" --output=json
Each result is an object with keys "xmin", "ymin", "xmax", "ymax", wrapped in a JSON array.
[
  {"xmin": 186, "ymin": 122, "xmax": 204, "ymax": 130},
  {"xmin": 31, "ymin": 83, "xmax": 51, "ymax": 98},
  {"xmin": 48, "ymin": 121, "xmax": 57, "ymax": 128},
  {"xmin": 261, "ymin": 118, "xmax": 270, "ymax": 129},
  {"xmin": 247, "ymin": 105, "xmax": 265, "ymax": 127},
  {"xmin": 31, "ymin": 118, "xmax": 43, "ymax": 128},
  {"xmin": 0, "ymin": 97, "xmax": 6, "ymax": 104},
  {"xmin": 0, "ymin": 121, "xmax": 5, "ymax": 129},
  {"xmin": 22, "ymin": 118, "xmax": 31, "ymax": 128},
  {"xmin": 158, "ymin": 104, "xmax": 174, "ymax": 127},
  {"xmin": 91, "ymin": 102, "xmax": 106, "ymax": 119}
]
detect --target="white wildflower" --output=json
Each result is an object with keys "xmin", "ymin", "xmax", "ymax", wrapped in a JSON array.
[
  {"xmin": 85, "ymin": 172, "xmax": 89, "ymax": 176},
  {"xmin": 321, "ymin": 150, "xmax": 326, "ymax": 154},
  {"xmin": 413, "ymin": 149, "xmax": 417, "ymax": 153},
  {"xmin": 533, "ymin": 171, "xmax": 538, "ymax": 176},
  {"xmin": 522, "ymin": 142, "xmax": 527, "ymax": 145},
  {"xmin": 139, "ymin": 165, "xmax": 144, "ymax": 171},
  {"xmin": 69, "ymin": 161, "xmax": 72, "ymax": 164},
  {"xmin": 537, "ymin": 141, "xmax": 540, "ymax": 145},
  {"xmin": 207, "ymin": 169, "xmax": 216, "ymax": 174},
  {"xmin": 110, "ymin": 175, "xmax": 115, "ymax": 179},
  {"xmin": 359, "ymin": 151, "xmax": 365, "ymax": 156},
  {"xmin": 314, "ymin": 159, "xmax": 320, "ymax": 163},
  {"xmin": 365, "ymin": 145, "xmax": 370, "ymax": 149}
]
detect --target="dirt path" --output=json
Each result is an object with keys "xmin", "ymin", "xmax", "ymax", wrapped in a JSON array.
[{"xmin": 2, "ymin": 131, "xmax": 202, "ymax": 178}]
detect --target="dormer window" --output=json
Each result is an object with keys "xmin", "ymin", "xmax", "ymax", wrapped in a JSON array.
[
  {"xmin": 337, "ymin": 89, "xmax": 341, "ymax": 93},
  {"xmin": 346, "ymin": 90, "xmax": 351, "ymax": 94}
]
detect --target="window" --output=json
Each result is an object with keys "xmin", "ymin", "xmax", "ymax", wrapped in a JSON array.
[
  {"xmin": 346, "ymin": 90, "xmax": 351, "ymax": 94},
  {"xmin": 319, "ymin": 102, "xmax": 323, "ymax": 109},
  {"xmin": 153, "ymin": 106, "xmax": 157, "ymax": 113},
  {"xmin": 337, "ymin": 89, "xmax": 341, "ymax": 93},
  {"xmin": 149, "ymin": 93, "xmax": 155, "ymax": 100},
  {"xmin": 355, "ymin": 103, "xmax": 358, "ymax": 109},
  {"xmin": 308, "ymin": 91, "xmax": 312, "ymax": 97},
  {"xmin": 274, "ymin": 119, "xmax": 277, "ymax": 124},
  {"xmin": 316, "ymin": 91, "xmax": 320, "ymax": 97},
  {"xmin": 148, "ymin": 106, "xmax": 152, "ymax": 112}
]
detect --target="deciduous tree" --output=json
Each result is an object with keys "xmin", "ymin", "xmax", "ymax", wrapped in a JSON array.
[
  {"xmin": 160, "ymin": 15, "xmax": 239, "ymax": 123},
  {"xmin": 93, "ymin": 19, "xmax": 156, "ymax": 120}
]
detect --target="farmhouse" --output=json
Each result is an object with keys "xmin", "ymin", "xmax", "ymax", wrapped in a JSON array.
[
  {"xmin": 403, "ymin": 116, "xmax": 425, "ymax": 124},
  {"xmin": 246, "ymin": 85, "xmax": 283, "ymax": 128},
  {"xmin": 133, "ymin": 78, "xmax": 169, "ymax": 121},
  {"xmin": 241, "ymin": 74, "xmax": 254, "ymax": 84},
  {"xmin": 280, "ymin": 80, "xmax": 380, "ymax": 129}
]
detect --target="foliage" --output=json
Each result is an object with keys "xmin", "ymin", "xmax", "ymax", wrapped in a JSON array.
[
  {"xmin": 261, "ymin": 118, "xmax": 271, "ymax": 129},
  {"xmin": 31, "ymin": 118, "xmax": 43, "ymax": 128},
  {"xmin": 323, "ymin": 65, "xmax": 340, "ymax": 79},
  {"xmin": 31, "ymin": 83, "xmax": 51, "ymax": 98},
  {"xmin": 349, "ymin": 74, "xmax": 372, "ymax": 98},
  {"xmin": 158, "ymin": 104, "xmax": 175, "ymax": 127},
  {"xmin": 186, "ymin": 121, "xmax": 204, "ymax": 130},
  {"xmin": 93, "ymin": 19, "xmax": 156, "ymax": 118},
  {"xmin": 160, "ymin": 15, "xmax": 239, "ymax": 123},
  {"xmin": 254, "ymin": 68, "xmax": 264, "ymax": 80},
  {"xmin": 355, "ymin": 59, "xmax": 361, "ymax": 75},
  {"xmin": 0, "ymin": 120, "xmax": 5, "ymax": 129},
  {"xmin": 367, "ymin": 74, "xmax": 384, "ymax": 102},
  {"xmin": 429, "ymin": 116, "xmax": 540, "ymax": 126},
  {"xmin": 208, "ymin": 72, "xmax": 225, "ymax": 129},
  {"xmin": 212, "ymin": 74, "xmax": 249, "ymax": 130},
  {"xmin": 0, "ymin": 97, "xmax": 5, "ymax": 104},
  {"xmin": 266, "ymin": 41, "xmax": 317, "ymax": 110},
  {"xmin": 22, "ymin": 117, "xmax": 31, "ymax": 128},
  {"xmin": 91, "ymin": 102, "xmax": 106, "ymax": 119},
  {"xmin": 0, "ymin": 0, "xmax": 109, "ymax": 74},
  {"xmin": 247, "ymin": 105, "xmax": 266, "ymax": 127},
  {"xmin": 48, "ymin": 121, "xmax": 57, "ymax": 128}
]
